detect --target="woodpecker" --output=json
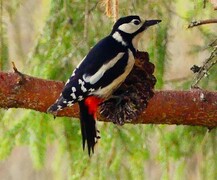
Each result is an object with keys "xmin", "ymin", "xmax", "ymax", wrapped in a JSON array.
[{"xmin": 47, "ymin": 15, "xmax": 161, "ymax": 155}]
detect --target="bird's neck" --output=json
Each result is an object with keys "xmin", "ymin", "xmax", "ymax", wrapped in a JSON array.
[{"xmin": 111, "ymin": 30, "xmax": 137, "ymax": 56}]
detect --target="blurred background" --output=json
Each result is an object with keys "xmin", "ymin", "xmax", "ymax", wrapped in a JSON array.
[{"xmin": 0, "ymin": 0, "xmax": 217, "ymax": 179}]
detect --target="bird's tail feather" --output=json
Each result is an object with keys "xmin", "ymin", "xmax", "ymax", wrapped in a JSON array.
[
  {"xmin": 47, "ymin": 96, "xmax": 69, "ymax": 114},
  {"xmin": 78, "ymin": 100, "xmax": 99, "ymax": 155}
]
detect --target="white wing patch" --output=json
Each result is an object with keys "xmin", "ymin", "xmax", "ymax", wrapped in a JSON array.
[
  {"xmin": 83, "ymin": 52, "xmax": 124, "ymax": 85},
  {"xmin": 67, "ymin": 101, "xmax": 74, "ymax": 107},
  {"xmin": 88, "ymin": 88, "xmax": 95, "ymax": 92},
  {"xmin": 57, "ymin": 105, "xmax": 62, "ymax": 110},
  {"xmin": 70, "ymin": 87, "xmax": 77, "ymax": 99},
  {"xmin": 78, "ymin": 96, "xmax": 84, "ymax": 101},
  {"xmin": 92, "ymin": 49, "xmax": 135, "ymax": 98},
  {"xmin": 78, "ymin": 79, "xmax": 87, "ymax": 92}
]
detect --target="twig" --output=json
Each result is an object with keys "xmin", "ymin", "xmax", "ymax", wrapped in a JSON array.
[
  {"xmin": 11, "ymin": 61, "xmax": 19, "ymax": 73},
  {"xmin": 188, "ymin": 19, "xmax": 217, "ymax": 28},
  {"xmin": 88, "ymin": 1, "xmax": 98, "ymax": 14},
  {"xmin": 191, "ymin": 47, "xmax": 217, "ymax": 88},
  {"xmin": 11, "ymin": 61, "xmax": 26, "ymax": 83},
  {"xmin": 209, "ymin": 38, "xmax": 217, "ymax": 47}
]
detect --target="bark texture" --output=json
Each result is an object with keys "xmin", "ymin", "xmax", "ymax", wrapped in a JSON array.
[{"xmin": 0, "ymin": 71, "xmax": 217, "ymax": 127}]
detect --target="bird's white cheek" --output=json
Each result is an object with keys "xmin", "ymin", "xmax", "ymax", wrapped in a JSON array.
[{"xmin": 118, "ymin": 23, "xmax": 139, "ymax": 34}]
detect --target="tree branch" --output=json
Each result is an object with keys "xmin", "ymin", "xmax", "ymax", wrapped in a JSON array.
[
  {"xmin": 191, "ymin": 47, "xmax": 217, "ymax": 88},
  {"xmin": 0, "ymin": 71, "xmax": 217, "ymax": 128},
  {"xmin": 188, "ymin": 19, "xmax": 217, "ymax": 28}
]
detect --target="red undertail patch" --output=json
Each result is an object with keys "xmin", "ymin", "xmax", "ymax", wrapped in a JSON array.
[{"xmin": 84, "ymin": 96, "xmax": 103, "ymax": 119}]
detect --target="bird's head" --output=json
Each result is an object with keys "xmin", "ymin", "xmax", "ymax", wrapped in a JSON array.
[{"xmin": 111, "ymin": 15, "xmax": 161, "ymax": 49}]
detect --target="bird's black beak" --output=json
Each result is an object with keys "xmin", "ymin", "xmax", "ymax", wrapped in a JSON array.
[{"xmin": 143, "ymin": 20, "xmax": 161, "ymax": 27}]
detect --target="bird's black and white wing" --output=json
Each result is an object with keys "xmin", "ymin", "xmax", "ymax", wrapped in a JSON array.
[{"xmin": 47, "ymin": 35, "xmax": 131, "ymax": 113}]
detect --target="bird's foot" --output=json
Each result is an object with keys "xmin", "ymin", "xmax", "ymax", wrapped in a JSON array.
[{"xmin": 109, "ymin": 93, "xmax": 130, "ymax": 106}]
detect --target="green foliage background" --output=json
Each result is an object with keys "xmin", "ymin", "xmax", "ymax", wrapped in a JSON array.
[{"xmin": 0, "ymin": 0, "xmax": 217, "ymax": 179}]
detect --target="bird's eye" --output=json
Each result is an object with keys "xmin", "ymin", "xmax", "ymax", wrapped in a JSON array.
[{"xmin": 133, "ymin": 20, "xmax": 140, "ymax": 25}]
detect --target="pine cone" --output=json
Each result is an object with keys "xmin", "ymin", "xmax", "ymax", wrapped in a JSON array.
[{"xmin": 100, "ymin": 51, "xmax": 156, "ymax": 125}]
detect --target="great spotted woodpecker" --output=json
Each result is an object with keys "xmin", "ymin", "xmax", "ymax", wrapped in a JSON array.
[{"xmin": 47, "ymin": 15, "xmax": 161, "ymax": 155}]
